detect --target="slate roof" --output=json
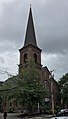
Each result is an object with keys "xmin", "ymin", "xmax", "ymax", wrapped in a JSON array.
[{"xmin": 24, "ymin": 6, "xmax": 37, "ymax": 47}]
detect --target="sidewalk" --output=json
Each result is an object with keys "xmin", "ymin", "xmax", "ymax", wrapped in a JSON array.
[
  {"xmin": 25, "ymin": 114, "xmax": 53, "ymax": 119},
  {"xmin": 0, "ymin": 113, "xmax": 53, "ymax": 119}
]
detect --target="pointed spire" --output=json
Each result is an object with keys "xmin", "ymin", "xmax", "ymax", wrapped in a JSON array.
[{"xmin": 24, "ymin": 6, "xmax": 37, "ymax": 47}]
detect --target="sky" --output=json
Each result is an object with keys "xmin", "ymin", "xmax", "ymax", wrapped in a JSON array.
[{"xmin": 0, "ymin": 0, "xmax": 68, "ymax": 81}]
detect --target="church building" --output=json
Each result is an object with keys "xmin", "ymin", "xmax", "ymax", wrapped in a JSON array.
[{"xmin": 18, "ymin": 6, "xmax": 59, "ymax": 113}]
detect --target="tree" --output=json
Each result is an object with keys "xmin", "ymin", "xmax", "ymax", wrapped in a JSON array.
[
  {"xmin": 58, "ymin": 73, "xmax": 68, "ymax": 108},
  {"xmin": 1, "ymin": 58, "xmax": 46, "ymax": 113},
  {"xmin": 16, "ymin": 58, "xmax": 46, "ymax": 113}
]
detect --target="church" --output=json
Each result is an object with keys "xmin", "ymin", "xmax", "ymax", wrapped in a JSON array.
[{"xmin": 18, "ymin": 6, "xmax": 59, "ymax": 114}]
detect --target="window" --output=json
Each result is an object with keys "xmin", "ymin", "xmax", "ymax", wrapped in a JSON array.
[
  {"xmin": 44, "ymin": 80, "xmax": 49, "ymax": 94},
  {"xmin": 24, "ymin": 53, "xmax": 27, "ymax": 63},
  {"xmin": 34, "ymin": 53, "xmax": 37, "ymax": 63}
]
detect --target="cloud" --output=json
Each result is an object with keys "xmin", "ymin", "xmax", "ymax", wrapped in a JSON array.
[
  {"xmin": 0, "ymin": 51, "xmax": 18, "ymax": 81},
  {"xmin": 35, "ymin": 0, "xmax": 68, "ymax": 54},
  {"xmin": 0, "ymin": 0, "xmax": 68, "ymax": 81},
  {"xmin": 0, "ymin": 56, "xmax": 4, "ymax": 64},
  {"xmin": 41, "ymin": 52, "xmax": 68, "ymax": 80},
  {"xmin": 0, "ymin": 0, "xmax": 68, "ymax": 53}
]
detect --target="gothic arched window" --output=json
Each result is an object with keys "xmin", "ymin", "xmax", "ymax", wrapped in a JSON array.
[
  {"xmin": 24, "ymin": 53, "xmax": 27, "ymax": 63},
  {"xmin": 34, "ymin": 53, "xmax": 37, "ymax": 63},
  {"xmin": 44, "ymin": 80, "xmax": 49, "ymax": 95}
]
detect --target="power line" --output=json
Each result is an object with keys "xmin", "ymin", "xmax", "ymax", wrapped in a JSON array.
[{"xmin": 0, "ymin": 69, "xmax": 13, "ymax": 77}]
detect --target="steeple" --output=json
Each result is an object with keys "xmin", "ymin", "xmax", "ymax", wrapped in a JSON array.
[
  {"xmin": 24, "ymin": 6, "xmax": 37, "ymax": 47},
  {"xmin": 19, "ymin": 6, "xmax": 42, "ymax": 74}
]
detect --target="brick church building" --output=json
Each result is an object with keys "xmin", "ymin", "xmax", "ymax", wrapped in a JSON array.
[{"xmin": 18, "ymin": 6, "xmax": 59, "ymax": 114}]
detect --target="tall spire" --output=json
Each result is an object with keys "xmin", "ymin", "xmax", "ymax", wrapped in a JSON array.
[{"xmin": 24, "ymin": 6, "xmax": 37, "ymax": 47}]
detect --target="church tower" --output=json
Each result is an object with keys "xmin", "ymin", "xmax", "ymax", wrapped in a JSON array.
[{"xmin": 19, "ymin": 6, "xmax": 42, "ymax": 73}]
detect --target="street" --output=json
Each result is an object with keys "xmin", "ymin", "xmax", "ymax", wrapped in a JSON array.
[{"xmin": 0, "ymin": 113, "xmax": 52, "ymax": 119}]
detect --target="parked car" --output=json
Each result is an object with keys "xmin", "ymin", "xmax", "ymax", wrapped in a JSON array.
[{"xmin": 50, "ymin": 109, "xmax": 68, "ymax": 119}]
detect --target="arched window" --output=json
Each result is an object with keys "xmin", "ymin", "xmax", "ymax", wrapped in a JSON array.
[
  {"xmin": 24, "ymin": 53, "xmax": 27, "ymax": 63},
  {"xmin": 44, "ymin": 80, "xmax": 49, "ymax": 93},
  {"xmin": 34, "ymin": 53, "xmax": 37, "ymax": 63}
]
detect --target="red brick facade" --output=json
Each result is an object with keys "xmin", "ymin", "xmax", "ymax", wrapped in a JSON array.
[{"xmin": 18, "ymin": 6, "xmax": 59, "ymax": 114}]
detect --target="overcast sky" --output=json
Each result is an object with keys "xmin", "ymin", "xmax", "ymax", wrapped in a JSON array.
[{"xmin": 0, "ymin": 0, "xmax": 68, "ymax": 81}]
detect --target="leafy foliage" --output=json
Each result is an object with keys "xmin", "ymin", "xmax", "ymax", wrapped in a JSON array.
[
  {"xmin": 16, "ymin": 58, "xmax": 46, "ymax": 112},
  {"xmin": 0, "ymin": 58, "xmax": 46, "ymax": 113},
  {"xmin": 58, "ymin": 73, "xmax": 68, "ymax": 108}
]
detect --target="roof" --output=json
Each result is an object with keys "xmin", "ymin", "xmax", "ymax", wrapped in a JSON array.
[{"xmin": 24, "ymin": 6, "xmax": 37, "ymax": 47}]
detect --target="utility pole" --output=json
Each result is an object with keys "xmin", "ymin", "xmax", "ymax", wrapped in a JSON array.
[{"xmin": 50, "ymin": 70, "xmax": 54, "ymax": 116}]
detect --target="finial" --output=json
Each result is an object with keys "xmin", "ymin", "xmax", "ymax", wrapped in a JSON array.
[{"xmin": 30, "ymin": 4, "xmax": 31, "ymax": 8}]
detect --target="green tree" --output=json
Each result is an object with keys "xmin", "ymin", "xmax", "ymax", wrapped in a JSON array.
[
  {"xmin": 58, "ymin": 73, "xmax": 68, "ymax": 108},
  {"xmin": 1, "ymin": 58, "xmax": 46, "ymax": 113},
  {"xmin": 17, "ymin": 58, "xmax": 46, "ymax": 113}
]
